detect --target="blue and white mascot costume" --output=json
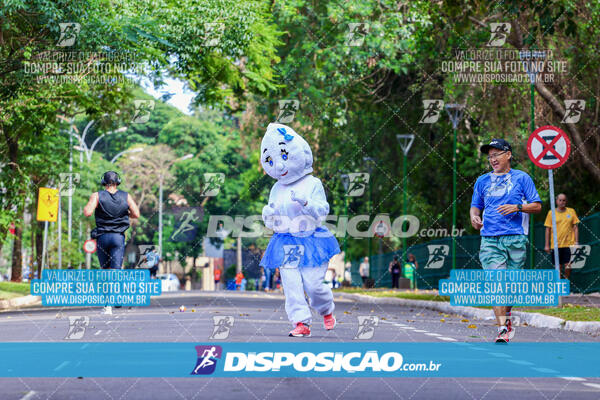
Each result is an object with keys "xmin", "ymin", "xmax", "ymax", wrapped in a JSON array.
[{"xmin": 260, "ymin": 123, "xmax": 340, "ymax": 337}]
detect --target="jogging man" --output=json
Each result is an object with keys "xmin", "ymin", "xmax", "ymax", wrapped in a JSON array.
[
  {"xmin": 84, "ymin": 171, "xmax": 140, "ymax": 315},
  {"xmin": 470, "ymin": 139, "xmax": 541, "ymax": 343}
]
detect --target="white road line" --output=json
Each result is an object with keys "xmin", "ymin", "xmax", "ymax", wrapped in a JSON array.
[
  {"xmin": 438, "ymin": 337, "xmax": 457, "ymax": 341},
  {"xmin": 582, "ymin": 383, "xmax": 600, "ymax": 389},
  {"xmin": 94, "ymin": 330, "xmax": 102, "ymax": 336},
  {"xmin": 414, "ymin": 330, "xmax": 428, "ymax": 333},
  {"xmin": 424, "ymin": 333, "xmax": 441, "ymax": 337},
  {"xmin": 560, "ymin": 377, "xmax": 586, "ymax": 381},
  {"xmin": 20, "ymin": 391, "xmax": 37, "ymax": 400}
]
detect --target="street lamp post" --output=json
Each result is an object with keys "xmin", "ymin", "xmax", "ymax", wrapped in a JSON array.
[
  {"xmin": 521, "ymin": 50, "xmax": 544, "ymax": 269},
  {"xmin": 445, "ymin": 104, "xmax": 465, "ymax": 270},
  {"xmin": 363, "ymin": 157, "xmax": 375, "ymax": 279},
  {"xmin": 341, "ymin": 174, "xmax": 350, "ymax": 265},
  {"xmin": 109, "ymin": 147, "xmax": 144, "ymax": 164},
  {"xmin": 396, "ymin": 134, "xmax": 415, "ymax": 262}
]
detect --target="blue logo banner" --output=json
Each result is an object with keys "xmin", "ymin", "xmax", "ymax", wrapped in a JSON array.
[{"xmin": 0, "ymin": 342, "xmax": 598, "ymax": 378}]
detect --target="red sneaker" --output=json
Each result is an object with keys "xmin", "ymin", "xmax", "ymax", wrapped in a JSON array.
[
  {"xmin": 323, "ymin": 314, "xmax": 336, "ymax": 330},
  {"xmin": 505, "ymin": 318, "xmax": 515, "ymax": 340},
  {"xmin": 289, "ymin": 322, "xmax": 311, "ymax": 337},
  {"xmin": 495, "ymin": 327, "xmax": 510, "ymax": 343}
]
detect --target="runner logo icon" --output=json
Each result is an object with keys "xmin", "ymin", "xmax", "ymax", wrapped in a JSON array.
[
  {"xmin": 425, "ymin": 245, "xmax": 449, "ymax": 269},
  {"xmin": 191, "ymin": 345, "xmax": 223, "ymax": 375}
]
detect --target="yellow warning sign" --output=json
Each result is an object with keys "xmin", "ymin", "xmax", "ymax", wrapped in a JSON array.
[{"xmin": 37, "ymin": 187, "xmax": 59, "ymax": 222}]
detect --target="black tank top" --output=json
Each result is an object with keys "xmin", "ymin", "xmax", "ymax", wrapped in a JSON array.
[{"xmin": 95, "ymin": 190, "xmax": 130, "ymax": 235}]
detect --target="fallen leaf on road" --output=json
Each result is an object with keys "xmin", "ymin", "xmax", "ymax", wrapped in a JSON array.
[
  {"xmin": 467, "ymin": 324, "xmax": 477, "ymax": 329},
  {"xmin": 461, "ymin": 319, "xmax": 469, "ymax": 323},
  {"xmin": 440, "ymin": 319, "xmax": 445, "ymax": 322}
]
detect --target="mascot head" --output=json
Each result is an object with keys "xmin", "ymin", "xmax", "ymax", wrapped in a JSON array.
[{"xmin": 260, "ymin": 123, "xmax": 313, "ymax": 184}]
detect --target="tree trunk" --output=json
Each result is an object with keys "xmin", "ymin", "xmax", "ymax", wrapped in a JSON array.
[
  {"xmin": 10, "ymin": 219, "xmax": 23, "ymax": 282},
  {"xmin": 36, "ymin": 221, "xmax": 44, "ymax": 278}
]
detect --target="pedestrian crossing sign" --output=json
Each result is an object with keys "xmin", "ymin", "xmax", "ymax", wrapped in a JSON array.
[{"xmin": 37, "ymin": 187, "xmax": 59, "ymax": 222}]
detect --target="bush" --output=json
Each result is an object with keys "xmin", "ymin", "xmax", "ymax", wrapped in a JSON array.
[{"xmin": 225, "ymin": 265, "xmax": 237, "ymax": 280}]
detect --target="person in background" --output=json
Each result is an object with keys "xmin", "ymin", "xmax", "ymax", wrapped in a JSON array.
[
  {"xmin": 344, "ymin": 262, "xmax": 352, "ymax": 284},
  {"xmin": 214, "ymin": 268, "xmax": 222, "ymax": 290},
  {"xmin": 261, "ymin": 265, "xmax": 273, "ymax": 291},
  {"xmin": 235, "ymin": 271, "xmax": 244, "ymax": 291},
  {"xmin": 544, "ymin": 193, "xmax": 579, "ymax": 280},
  {"xmin": 403, "ymin": 253, "xmax": 418, "ymax": 290},
  {"xmin": 84, "ymin": 171, "xmax": 140, "ymax": 315},
  {"xmin": 273, "ymin": 268, "xmax": 281, "ymax": 291},
  {"xmin": 143, "ymin": 246, "xmax": 159, "ymax": 278},
  {"xmin": 359, "ymin": 257, "xmax": 370, "ymax": 286},
  {"xmin": 389, "ymin": 255, "xmax": 402, "ymax": 289}
]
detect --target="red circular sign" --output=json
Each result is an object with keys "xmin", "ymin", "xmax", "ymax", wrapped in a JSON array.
[
  {"xmin": 83, "ymin": 239, "xmax": 97, "ymax": 254},
  {"xmin": 527, "ymin": 125, "xmax": 571, "ymax": 169}
]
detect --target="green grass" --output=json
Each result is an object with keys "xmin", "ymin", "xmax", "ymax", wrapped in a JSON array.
[
  {"xmin": 335, "ymin": 288, "xmax": 450, "ymax": 302},
  {"xmin": 335, "ymin": 288, "xmax": 599, "ymax": 321},
  {"xmin": 0, "ymin": 290, "xmax": 24, "ymax": 300},
  {"xmin": 0, "ymin": 282, "xmax": 31, "ymax": 299},
  {"xmin": 532, "ymin": 305, "xmax": 600, "ymax": 322}
]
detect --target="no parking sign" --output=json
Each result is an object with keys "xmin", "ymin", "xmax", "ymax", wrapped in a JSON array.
[
  {"xmin": 527, "ymin": 125, "xmax": 571, "ymax": 283},
  {"xmin": 527, "ymin": 125, "xmax": 570, "ymax": 169},
  {"xmin": 83, "ymin": 239, "xmax": 97, "ymax": 254}
]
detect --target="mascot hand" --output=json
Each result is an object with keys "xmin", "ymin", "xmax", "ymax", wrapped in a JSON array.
[
  {"xmin": 290, "ymin": 190, "xmax": 307, "ymax": 207},
  {"xmin": 262, "ymin": 204, "xmax": 277, "ymax": 228}
]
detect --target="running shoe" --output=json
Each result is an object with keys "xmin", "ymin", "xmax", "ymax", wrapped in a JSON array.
[
  {"xmin": 505, "ymin": 317, "xmax": 515, "ymax": 340},
  {"xmin": 495, "ymin": 326, "xmax": 510, "ymax": 343},
  {"xmin": 289, "ymin": 322, "xmax": 311, "ymax": 337},
  {"xmin": 323, "ymin": 314, "xmax": 336, "ymax": 330}
]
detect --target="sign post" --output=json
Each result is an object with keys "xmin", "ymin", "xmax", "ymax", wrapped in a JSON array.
[
  {"xmin": 37, "ymin": 188, "xmax": 59, "ymax": 270},
  {"xmin": 527, "ymin": 125, "xmax": 571, "ymax": 304}
]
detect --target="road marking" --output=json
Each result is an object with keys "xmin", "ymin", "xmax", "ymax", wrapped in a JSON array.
[
  {"xmin": 438, "ymin": 337, "xmax": 457, "ymax": 341},
  {"xmin": 582, "ymin": 383, "xmax": 600, "ymax": 389},
  {"xmin": 424, "ymin": 333, "xmax": 441, "ymax": 337},
  {"xmin": 414, "ymin": 330, "xmax": 428, "ymax": 333},
  {"xmin": 20, "ymin": 391, "xmax": 37, "ymax": 400},
  {"xmin": 94, "ymin": 330, "xmax": 102, "ymax": 336}
]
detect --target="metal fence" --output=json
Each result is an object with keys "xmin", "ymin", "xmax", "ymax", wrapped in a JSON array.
[{"xmin": 351, "ymin": 212, "xmax": 600, "ymax": 294}]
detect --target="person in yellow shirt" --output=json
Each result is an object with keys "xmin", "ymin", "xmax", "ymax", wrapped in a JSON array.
[{"xmin": 544, "ymin": 193, "xmax": 580, "ymax": 279}]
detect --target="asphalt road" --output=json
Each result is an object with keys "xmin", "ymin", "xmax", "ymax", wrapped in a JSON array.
[{"xmin": 1, "ymin": 290, "xmax": 599, "ymax": 400}]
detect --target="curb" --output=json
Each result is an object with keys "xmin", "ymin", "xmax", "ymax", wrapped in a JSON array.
[
  {"xmin": 0, "ymin": 295, "xmax": 41, "ymax": 310},
  {"xmin": 338, "ymin": 293, "xmax": 600, "ymax": 336}
]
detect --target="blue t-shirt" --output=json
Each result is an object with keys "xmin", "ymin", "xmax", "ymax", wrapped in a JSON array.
[{"xmin": 471, "ymin": 169, "xmax": 541, "ymax": 236}]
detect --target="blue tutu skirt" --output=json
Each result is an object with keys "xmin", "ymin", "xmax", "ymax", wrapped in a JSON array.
[{"xmin": 260, "ymin": 227, "xmax": 340, "ymax": 269}]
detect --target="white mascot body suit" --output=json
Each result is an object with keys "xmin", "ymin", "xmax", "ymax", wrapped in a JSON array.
[{"xmin": 259, "ymin": 123, "xmax": 340, "ymax": 337}]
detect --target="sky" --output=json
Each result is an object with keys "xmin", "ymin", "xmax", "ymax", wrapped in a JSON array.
[{"xmin": 141, "ymin": 76, "xmax": 195, "ymax": 115}]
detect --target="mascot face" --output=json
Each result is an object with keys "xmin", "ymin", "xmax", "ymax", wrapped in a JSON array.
[{"xmin": 260, "ymin": 123, "xmax": 313, "ymax": 184}]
